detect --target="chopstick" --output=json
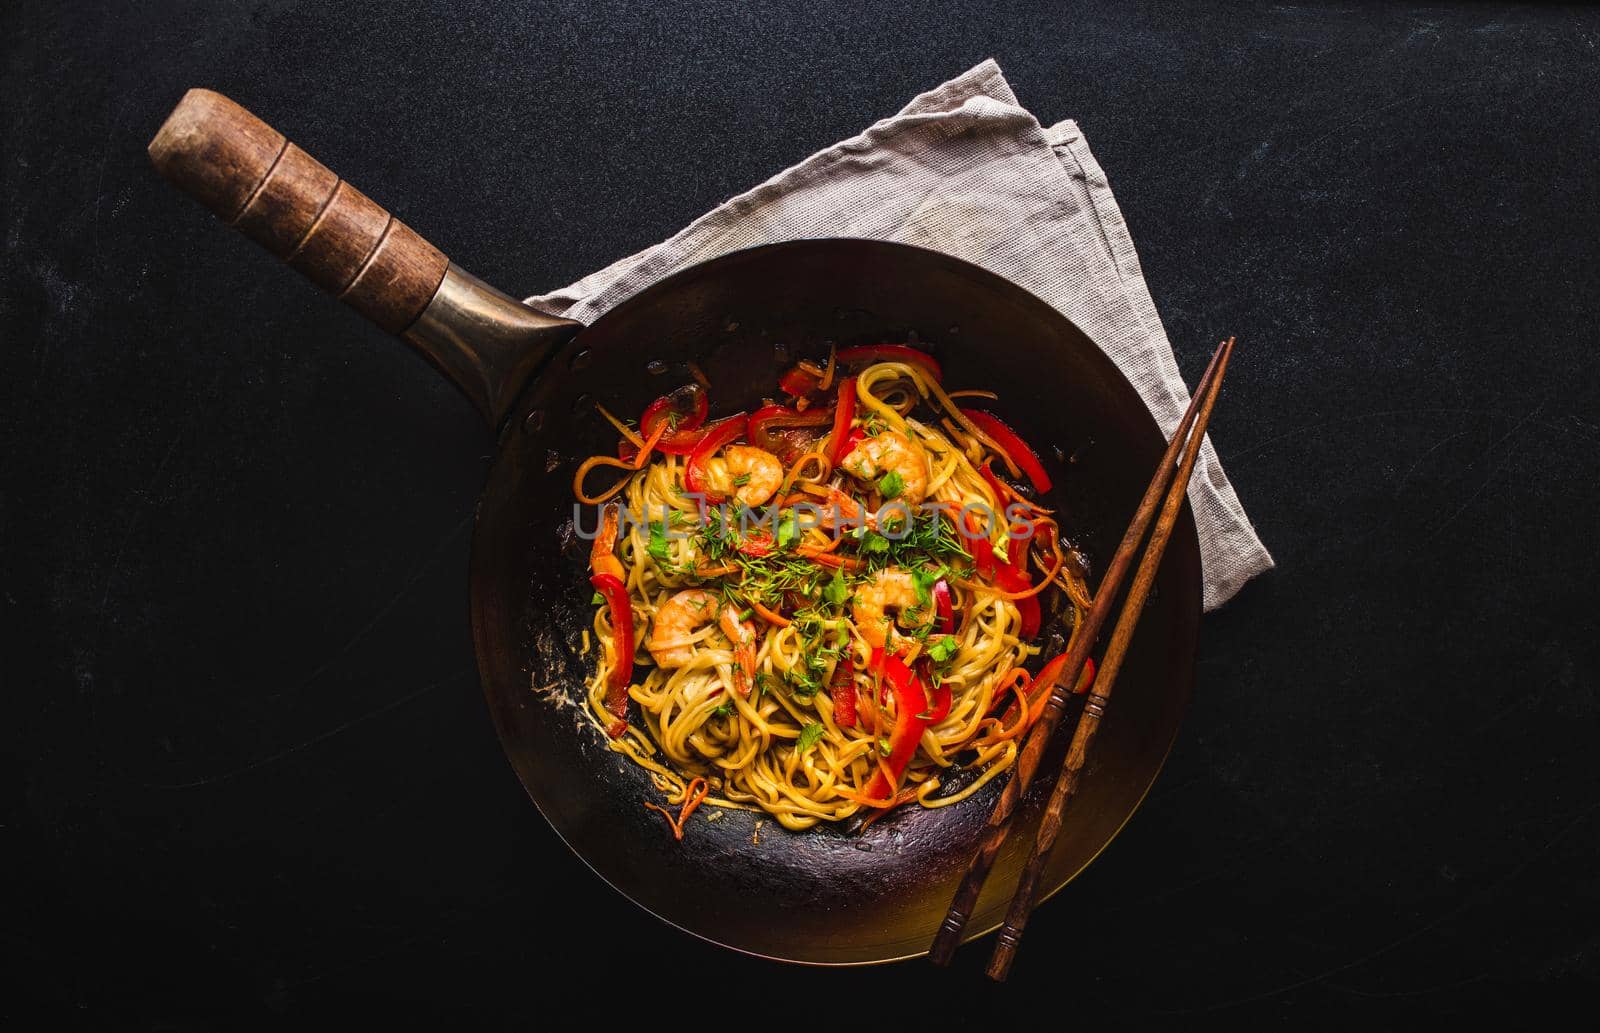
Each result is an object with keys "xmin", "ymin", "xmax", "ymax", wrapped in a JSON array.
[
  {"xmin": 984, "ymin": 335, "xmax": 1234, "ymax": 979},
  {"xmin": 929, "ymin": 336, "xmax": 1236, "ymax": 970}
]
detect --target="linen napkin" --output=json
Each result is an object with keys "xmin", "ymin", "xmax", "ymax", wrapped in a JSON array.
[{"xmin": 525, "ymin": 59, "xmax": 1272, "ymax": 609}]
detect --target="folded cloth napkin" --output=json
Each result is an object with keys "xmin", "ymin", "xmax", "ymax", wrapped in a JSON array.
[{"xmin": 526, "ymin": 59, "xmax": 1272, "ymax": 609}]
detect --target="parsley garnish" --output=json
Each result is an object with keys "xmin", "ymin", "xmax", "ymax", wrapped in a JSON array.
[
  {"xmin": 927, "ymin": 635, "xmax": 959, "ymax": 663},
  {"xmin": 912, "ymin": 566, "xmax": 942, "ymax": 607},
  {"xmin": 776, "ymin": 510, "xmax": 800, "ymax": 550},
  {"xmin": 591, "ymin": 591, "xmax": 604, "ymax": 605},
  {"xmin": 822, "ymin": 567, "xmax": 850, "ymax": 606},
  {"xmin": 879, "ymin": 470, "xmax": 904, "ymax": 499},
  {"xmin": 648, "ymin": 521, "xmax": 672, "ymax": 563},
  {"xmin": 796, "ymin": 723, "xmax": 825, "ymax": 753}
]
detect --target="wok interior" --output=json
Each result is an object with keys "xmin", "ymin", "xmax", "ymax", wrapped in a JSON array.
[{"xmin": 470, "ymin": 240, "xmax": 1199, "ymax": 963}]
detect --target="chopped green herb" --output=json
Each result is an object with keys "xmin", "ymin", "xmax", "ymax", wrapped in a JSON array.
[
  {"xmin": 648, "ymin": 521, "xmax": 672, "ymax": 563},
  {"xmin": 591, "ymin": 591, "xmax": 604, "ymax": 605},
  {"xmin": 912, "ymin": 566, "xmax": 940, "ymax": 606},
  {"xmin": 991, "ymin": 540, "xmax": 1009, "ymax": 564},
  {"xmin": 877, "ymin": 737, "xmax": 892, "ymax": 756},
  {"xmin": 776, "ymin": 510, "xmax": 800, "ymax": 550},
  {"xmin": 731, "ymin": 472, "xmax": 752, "ymax": 486},
  {"xmin": 822, "ymin": 567, "xmax": 850, "ymax": 606},
  {"xmin": 879, "ymin": 470, "xmax": 904, "ymax": 499},
  {"xmin": 712, "ymin": 702, "xmax": 733, "ymax": 718},
  {"xmin": 737, "ymin": 607, "xmax": 754, "ymax": 621},
  {"xmin": 796, "ymin": 722, "xmax": 825, "ymax": 753},
  {"xmin": 927, "ymin": 635, "xmax": 960, "ymax": 663}
]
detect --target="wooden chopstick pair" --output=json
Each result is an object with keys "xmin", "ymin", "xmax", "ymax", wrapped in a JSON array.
[{"xmin": 929, "ymin": 336, "xmax": 1237, "ymax": 980}]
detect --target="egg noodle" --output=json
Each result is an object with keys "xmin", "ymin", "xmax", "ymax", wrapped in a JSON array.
[{"xmin": 573, "ymin": 355, "xmax": 1092, "ymax": 833}]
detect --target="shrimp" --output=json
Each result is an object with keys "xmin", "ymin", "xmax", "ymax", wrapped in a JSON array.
[
  {"xmin": 648, "ymin": 589, "xmax": 759, "ymax": 694},
  {"xmin": 851, "ymin": 567, "xmax": 933, "ymax": 649},
  {"xmin": 839, "ymin": 431, "xmax": 928, "ymax": 505},
  {"xmin": 818, "ymin": 486, "xmax": 874, "ymax": 534},
  {"xmin": 720, "ymin": 604, "xmax": 758, "ymax": 694},
  {"xmin": 717, "ymin": 445, "xmax": 784, "ymax": 506}
]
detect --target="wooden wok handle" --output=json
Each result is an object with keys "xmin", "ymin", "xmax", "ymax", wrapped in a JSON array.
[
  {"xmin": 148, "ymin": 89, "xmax": 582, "ymax": 426},
  {"xmin": 148, "ymin": 88, "xmax": 446, "ymax": 334}
]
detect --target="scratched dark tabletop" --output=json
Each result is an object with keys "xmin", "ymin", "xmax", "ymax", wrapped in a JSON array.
[{"xmin": 5, "ymin": 1, "xmax": 1598, "ymax": 1026}]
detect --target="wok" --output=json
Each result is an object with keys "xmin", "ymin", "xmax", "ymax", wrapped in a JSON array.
[{"xmin": 149, "ymin": 89, "xmax": 1200, "ymax": 964}]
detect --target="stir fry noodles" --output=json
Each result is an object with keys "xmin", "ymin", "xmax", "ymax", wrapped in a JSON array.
[{"xmin": 573, "ymin": 345, "xmax": 1093, "ymax": 833}]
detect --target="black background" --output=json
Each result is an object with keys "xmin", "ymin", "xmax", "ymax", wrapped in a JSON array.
[{"xmin": 5, "ymin": 1, "xmax": 1597, "ymax": 1027}]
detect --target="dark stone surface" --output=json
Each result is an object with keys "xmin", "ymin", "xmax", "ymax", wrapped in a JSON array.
[{"xmin": 4, "ymin": 1, "xmax": 1596, "ymax": 1025}]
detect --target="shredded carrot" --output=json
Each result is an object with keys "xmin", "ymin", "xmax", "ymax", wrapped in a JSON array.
[
  {"xmin": 573, "ymin": 421, "xmax": 668, "ymax": 504},
  {"xmin": 857, "ymin": 787, "xmax": 919, "ymax": 829},
  {"xmin": 954, "ymin": 548, "xmax": 1065, "ymax": 601},
  {"xmin": 835, "ymin": 784, "xmax": 899, "ymax": 810},
  {"xmin": 750, "ymin": 599, "xmax": 789, "ymax": 627},
  {"xmin": 596, "ymin": 403, "xmax": 644, "ymax": 447},
  {"xmin": 988, "ymin": 471, "xmax": 1054, "ymax": 516},
  {"xmin": 800, "ymin": 549, "xmax": 864, "ymax": 572},
  {"xmin": 969, "ymin": 669, "xmax": 1033, "ymax": 748},
  {"xmin": 643, "ymin": 777, "xmax": 710, "ymax": 841}
]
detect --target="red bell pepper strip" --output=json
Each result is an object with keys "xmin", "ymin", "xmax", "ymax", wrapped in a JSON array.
[
  {"xmin": 960, "ymin": 409, "xmax": 1053, "ymax": 493},
  {"xmin": 864, "ymin": 648, "xmax": 929, "ymax": 805},
  {"xmin": 829, "ymin": 656, "xmax": 857, "ymax": 729},
  {"xmin": 931, "ymin": 579, "xmax": 954, "ymax": 635},
  {"xmin": 734, "ymin": 530, "xmax": 774, "ymax": 558},
  {"xmin": 747, "ymin": 404, "xmax": 833, "ymax": 455},
  {"xmin": 992, "ymin": 563, "xmax": 1040, "ymax": 640},
  {"xmin": 639, "ymin": 386, "xmax": 711, "ymax": 455},
  {"xmin": 961, "ymin": 496, "xmax": 1036, "ymax": 642},
  {"xmin": 684, "ymin": 414, "xmax": 749, "ymax": 502},
  {"xmin": 826, "ymin": 377, "xmax": 858, "ymax": 466},
  {"xmin": 778, "ymin": 366, "xmax": 822, "ymax": 398},
  {"xmin": 588, "ymin": 571, "xmax": 633, "ymax": 736},
  {"xmin": 1005, "ymin": 519, "xmax": 1036, "ymax": 578},
  {"xmin": 915, "ymin": 658, "xmax": 953, "ymax": 723},
  {"xmin": 978, "ymin": 459, "xmax": 1019, "ymax": 513},
  {"xmin": 836, "ymin": 344, "xmax": 942, "ymax": 381},
  {"xmin": 962, "ymin": 508, "xmax": 998, "ymax": 580}
]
